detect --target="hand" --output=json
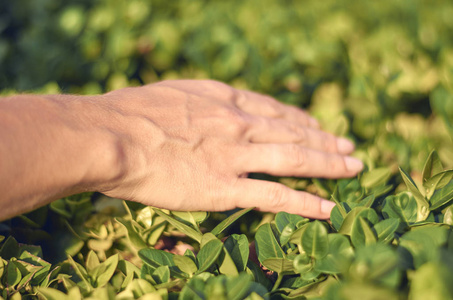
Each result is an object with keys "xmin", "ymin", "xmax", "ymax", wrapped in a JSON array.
[{"xmin": 99, "ymin": 80, "xmax": 363, "ymax": 219}]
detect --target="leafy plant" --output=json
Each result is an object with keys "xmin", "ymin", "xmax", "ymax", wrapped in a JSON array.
[{"xmin": 1, "ymin": 0, "xmax": 453, "ymax": 299}]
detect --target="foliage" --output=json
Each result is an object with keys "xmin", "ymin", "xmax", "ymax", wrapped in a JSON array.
[{"xmin": 1, "ymin": 0, "xmax": 453, "ymax": 299}]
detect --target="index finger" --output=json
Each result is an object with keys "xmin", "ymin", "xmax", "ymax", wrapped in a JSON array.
[{"xmin": 235, "ymin": 90, "xmax": 320, "ymax": 129}]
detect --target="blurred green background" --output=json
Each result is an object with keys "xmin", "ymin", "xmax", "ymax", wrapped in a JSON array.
[{"xmin": 1, "ymin": 0, "xmax": 453, "ymax": 171}]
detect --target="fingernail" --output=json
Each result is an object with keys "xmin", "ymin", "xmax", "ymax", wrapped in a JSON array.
[
  {"xmin": 336, "ymin": 137, "xmax": 355, "ymax": 154},
  {"xmin": 344, "ymin": 156, "xmax": 364, "ymax": 173},
  {"xmin": 321, "ymin": 200, "xmax": 336, "ymax": 215}
]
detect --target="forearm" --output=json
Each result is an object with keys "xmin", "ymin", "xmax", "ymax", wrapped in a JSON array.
[{"xmin": 0, "ymin": 94, "xmax": 121, "ymax": 220}]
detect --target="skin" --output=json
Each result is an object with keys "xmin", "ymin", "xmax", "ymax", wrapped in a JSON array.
[{"xmin": 0, "ymin": 79, "xmax": 363, "ymax": 221}]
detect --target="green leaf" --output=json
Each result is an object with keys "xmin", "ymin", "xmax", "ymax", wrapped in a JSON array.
[
  {"xmin": 361, "ymin": 167, "xmax": 391, "ymax": 189},
  {"xmin": 443, "ymin": 205, "xmax": 453, "ymax": 225},
  {"xmin": 85, "ymin": 250, "xmax": 100, "ymax": 274},
  {"xmin": 399, "ymin": 226, "xmax": 449, "ymax": 269},
  {"xmin": 174, "ymin": 255, "xmax": 198, "ymax": 276},
  {"xmin": 0, "ymin": 236, "xmax": 19, "ymax": 260},
  {"xmin": 171, "ymin": 211, "xmax": 208, "ymax": 226},
  {"xmin": 350, "ymin": 244, "xmax": 400, "ymax": 289},
  {"xmin": 422, "ymin": 150, "xmax": 444, "ymax": 182},
  {"xmin": 66, "ymin": 255, "xmax": 92, "ymax": 292},
  {"xmin": 224, "ymin": 234, "xmax": 249, "ymax": 272},
  {"xmin": 373, "ymin": 218, "xmax": 399, "ymax": 243},
  {"xmin": 138, "ymin": 248, "xmax": 186, "ymax": 278},
  {"xmin": 339, "ymin": 207, "xmax": 379, "ymax": 236},
  {"xmin": 6, "ymin": 261, "xmax": 22, "ymax": 288},
  {"xmin": 429, "ymin": 181, "xmax": 453, "ymax": 210},
  {"xmin": 351, "ymin": 216, "xmax": 377, "ymax": 248},
  {"xmin": 196, "ymin": 239, "xmax": 223, "ymax": 274},
  {"xmin": 152, "ymin": 265, "xmax": 170, "ymax": 284},
  {"xmin": 424, "ymin": 170, "xmax": 453, "ymax": 199},
  {"xmin": 255, "ymin": 223, "xmax": 285, "ymax": 264},
  {"xmin": 153, "ymin": 209, "xmax": 203, "ymax": 243},
  {"xmin": 409, "ymin": 262, "xmax": 453, "ymax": 300},
  {"xmin": 226, "ymin": 273, "xmax": 261, "ymax": 300},
  {"xmin": 37, "ymin": 287, "xmax": 70, "ymax": 300},
  {"xmin": 262, "ymin": 257, "xmax": 296, "ymax": 274},
  {"xmin": 218, "ymin": 248, "xmax": 239, "ymax": 276},
  {"xmin": 399, "ymin": 167, "xmax": 430, "ymax": 221},
  {"xmin": 381, "ymin": 192, "xmax": 418, "ymax": 225},
  {"xmin": 315, "ymin": 233, "xmax": 353, "ymax": 274},
  {"xmin": 211, "ymin": 208, "xmax": 254, "ymax": 236},
  {"xmin": 275, "ymin": 212, "xmax": 306, "ymax": 234},
  {"xmin": 115, "ymin": 218, "xmax": 147, "ymax": 249},
  {"xmin": 302, "ymin": 221, "xmax": 329, "ymax": 260},
  {"xmin": 95, "ymin": 253, "xmax": 119, "ymax": 287},
  {"xmin": 293, "ymin": 252, "xmax": 312, "ymax": 275}
]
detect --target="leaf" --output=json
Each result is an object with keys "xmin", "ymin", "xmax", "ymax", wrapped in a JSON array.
[
  {"xmin": 95, "ymin": 253, "xmax": 119, "ymax": 287},
  {"xmin": 262, "ymin": 257, "xmax": 296, "ymax": 274},
  {"xmin": 293, "ymin": 252, "xmax": 313, "ymax": 275},
  {"xmin": 302, "ymin": 221, "xmax": 329, "ymax": 260},
  {"xmin": 429, "ymin": 181, "xmax": 453, "ymax": 210},
  {"xmin": 373, "ymin": 218, "xmax": 399, "ymax": 243},
  {"xmin": 381, "ymin": 192, "xmax": 418, "ymax": 225},
  {"xmin": 399, "ymin": 167, "xmax": 430, "ymax": 221},
  {"xmin": 6, "ymin": 261, "xmax": 22, "ymax": 288},
  {"xmin": 196, "ymin": 239, "xmax": 223, "ymax": 274},
  {"xmin": 115, "ymin": 218, "xmax": 147, "ymax": 249},
  {"xmin": 37, "ymin": 287, "xmax": 70, "ymax": 300},
  {"xmin": 315, "ymin": 234, "xmax": 353, "ymax": 274},
  {"xmin": 424, "ymin": 170, "xmax": 453, "ymax": 199},
  {"xmin": 444, "ymin": 205, "xmax": 453, "ymax": 225},
  {"xmin": 0, "ymin": 236, "xmax": 19, "ymax": 260},
  {"xmin": 361, "ymin": 167, "xmax": 391, "ymax": 189},
  {"xmin": 339, "ymin": 207, "xmax": 379, "ymax": 236},
  {"xmin": 218, "ymin": 248, "xmax": 239, "ymax": 276},
  {"xmin": 275, "ymin": 212, "xmax": 306, "ymax": 234},
  {"xmin": 422, "ymin": 150, "xmax": 444, "ymax": 182},
  {"xmin": 152, "ymin": 265, "xmax": 170, "ymax": 284},
  {"xmin": 227, "ymin": 273, "xmax": 263, "ymax": 300},
  {"xmin": 171, "ymin": 211, "xmax": 208, "ymax": 226},
  {"xmin": 211, "ymin": 208, "xmax": 254, "ymax": 236},
  {"xmin": 66, "ymin": 255, "xmax": 92, "ymax": 292},
  {"xmin": 224, "ymin": 234, "xmax": 249, "ymax": 272},
  {"xmin": 85, "ymin": 250, "xmax": 100, "ymax": 274},
  {"xmin": 409, "ymin": 262, "xmax": 453, "ymax": 300},
  {"xmin": 153, "ymin": 209, "xmax": 203, "ymax": 243},
  {"xmin": 255, "ymin": 223, "xmax": 285, "ymax": 264},
  {"xmin": 138, "ymin": 248, "xmax": 186, "ymax": 278},
  {"xmin": 174, "ymin": 255, "xmax": 198, "ymax": 276},
  {"xmin": 351, "ymin": 217, "xmax": 377, "ymax": 248},
  {"xmin": 399, "ymin": 226, "xmax": 447, "ymax": 268},
  {"xmin": 351, "ymin": 244, "xmax": 400, "ymax": 288}
]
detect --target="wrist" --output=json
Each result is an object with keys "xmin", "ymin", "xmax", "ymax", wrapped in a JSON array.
[{"xmin": 42, "ymin": 94, "xmax": 127, "ymax": 195}]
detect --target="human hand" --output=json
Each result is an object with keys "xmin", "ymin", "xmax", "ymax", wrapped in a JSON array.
[{"xmin": 99, "ymin": 80, "xmax": 363, "ymax": 219}]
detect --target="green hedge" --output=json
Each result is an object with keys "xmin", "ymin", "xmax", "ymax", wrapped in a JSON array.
[{"xmin": 1, "ymin": 0, "xmax": 453, "ymax": 299}]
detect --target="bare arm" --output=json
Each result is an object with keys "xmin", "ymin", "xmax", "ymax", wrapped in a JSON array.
[{"xmin": 0, "ymin": 80, "xmax": 363, "ymax": 221}]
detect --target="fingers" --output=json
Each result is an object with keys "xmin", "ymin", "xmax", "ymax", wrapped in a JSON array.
[
  {"xmin": 236, "ymin": 90, "xmax": 320, "ymax": 129},
  {"xmin": 247, "ymin": 116, "xmax": 355, "ymax": 155},
  {"xmin": 237, "ymin": 144, "xmax": 363, "ymax": 179},
  {"xmin": 231, "ymin": 179, "xmax": 335, "ymax": 219}
]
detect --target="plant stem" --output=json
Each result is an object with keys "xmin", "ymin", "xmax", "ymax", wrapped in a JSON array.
[{"xmin": 271, "ymin": 273, "xmax": 284, "ymax": 292}]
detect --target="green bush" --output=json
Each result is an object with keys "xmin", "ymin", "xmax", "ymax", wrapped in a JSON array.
[{"xmin": 1, "ymin": 0, "xmax": 453, "ymax": 299}]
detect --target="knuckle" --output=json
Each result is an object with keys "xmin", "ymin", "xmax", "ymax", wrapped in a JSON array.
[
  {"xmin": 221, "ymin": 108, "xmax": 248, "ymax": 135},
  {"xmin": 326, "ymin": 154, "xmax": 341, "ymax": 174},
  {"xmin": 324, "ymin": 134, "xmax": 337, "ymax": 153},
  {"xmin": 286, "ymin": 144, "xmax": 306, "ymax": 169},
  {"xmin": 267, "ymin": 185, "xmax": 288, "ymax": 209},
  {"xmin": 298, "ymin": 193, "xmax": 316, "ymax": 213}
]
